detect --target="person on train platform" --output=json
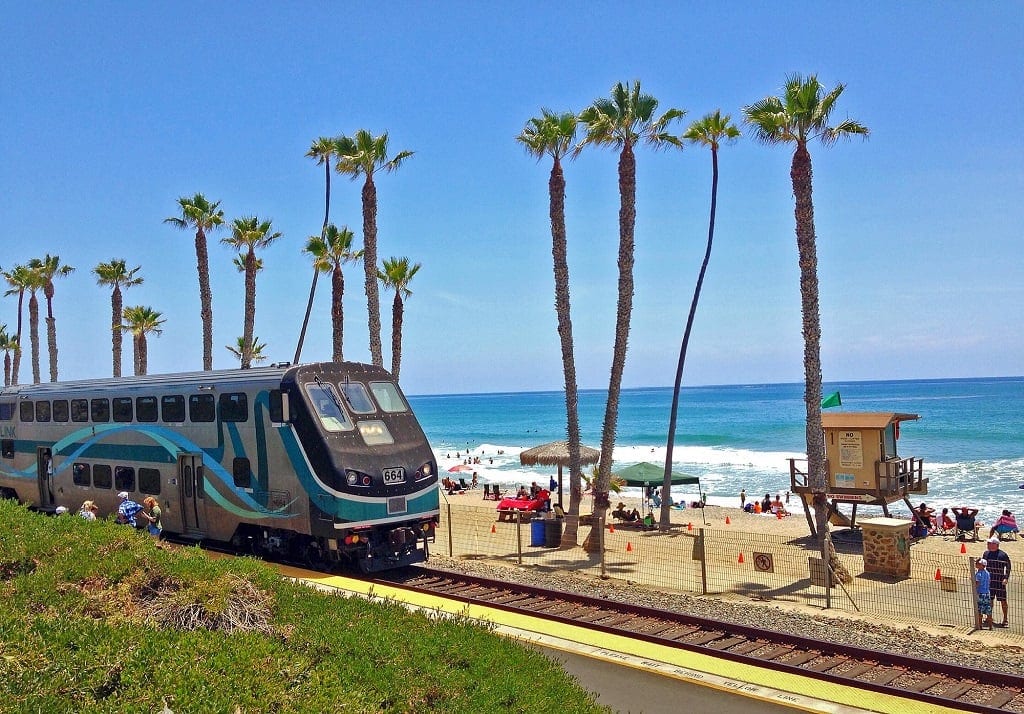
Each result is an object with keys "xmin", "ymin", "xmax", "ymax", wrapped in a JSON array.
[
  {"xmin": 79, "ymin": 500, "xmax": 99, "ymax": 521},
  {"xmin": 115, "ymin": 492, "xmax": 144, "ymax": 528},
  {"xmin": 913, "ymin": 503, "xmax": 935, "ymax": 538},
  {"xmin": 990, "ymin": 510, "xmax": 1019, "ymax": 538}
]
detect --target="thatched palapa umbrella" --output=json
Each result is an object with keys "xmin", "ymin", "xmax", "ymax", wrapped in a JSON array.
[{"xmin": 519, "ymin": 440, "xmax": 600, "ymax": 506}]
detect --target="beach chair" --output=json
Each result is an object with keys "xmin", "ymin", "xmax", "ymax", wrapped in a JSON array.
[
  {"xmin": 458, "ymin": 478, "xmax": 469, "ymax": 491},
  {"xmin": 955, "ymin": 514, "xmax": 979, "ymax": 541}
]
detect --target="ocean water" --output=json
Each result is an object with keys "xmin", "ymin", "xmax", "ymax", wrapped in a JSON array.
[{"xmin": 409, "ymin": 377, "xmax": 1024, "ymax": 523}]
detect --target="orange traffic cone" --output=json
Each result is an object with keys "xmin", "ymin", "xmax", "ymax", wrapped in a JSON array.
[
  {"xmin": 934, "ymin": 568, "xmax": 942, "ymax": 581},
  {"xmin": 626, "ymin": 542, "xmax": 633, "ymax": 552},
  {"xmin": 687, "ymin": 522, "xmax": 693, "ymax": 531},
  {"xmin": 609, "ymin": 523, "xmax": 615, "ymax": 533},
  {"xmin": 491, "ymin": 524, "xmax": 496, "ymax": 533},
  {"xmin": 725, "ymin": 516, "xmax": 731, "ymax": 525},
  {"xmin": 738, "ymin": 552, "xmax": 745, "ymax": 564},
  {"xmin": 960, "ymin": 543, "xmax": 967, "ymax": 554}
]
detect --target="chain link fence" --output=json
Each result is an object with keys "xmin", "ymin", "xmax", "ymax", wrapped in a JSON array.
[{"xmin": 434, "ymin": 501, "xmax": 1020, "ymax": 636}]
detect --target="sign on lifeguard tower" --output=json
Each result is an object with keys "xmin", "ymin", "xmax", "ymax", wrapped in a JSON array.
[{"xmin": 790, "ymin": 412, "xmax": 926, "ymax": 536}]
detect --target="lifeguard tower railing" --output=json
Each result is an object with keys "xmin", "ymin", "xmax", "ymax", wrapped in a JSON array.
[{"xmin": 789, "ymin": 456, "xmax": 927, "ymax": 501}]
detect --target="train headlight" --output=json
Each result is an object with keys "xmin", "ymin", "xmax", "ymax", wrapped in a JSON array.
[
  {"xmin": 346, "ymin": 470, "xmax": 359, "ymax": 486},
  {"xmin": 346, "ymin": 470, "xmax": 373, "ymax": 487},
  {"xmin": 415, "ymin": 462, "xmax": 435, "ymax": 480}
]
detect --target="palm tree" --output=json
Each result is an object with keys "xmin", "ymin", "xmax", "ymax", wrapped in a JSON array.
[
  {"xmin": 121, "ymin": 306, "xmax": 165, "ymax": 376},
  {"xmin": 93, "ymin": 260, "xmax": 144, "ymax": 378},
  {"xmin": 579, "ymin": 81, "xmax": 685, "ymax": 534},
  {"xmin": 164, "ymin": 193, "xmax": 225, "ymax": 371},
  {"xmin": 21, "ymin": 265, "xmax": 47, "ymax": 384},
  {"xmin": 659, "ymin": 111, "xmax": 740, "ymax": 528},
  {"xmin": 377, "ymin": 257, "xmax": 420, "ymax": 380},
  {"xmin": 335, "ymin": 130, "xmax": 414, "ymax": 368},
  {"xmin": 516, "ymin": 108, "xmax": 586, "ymax": 542},
  {"xmin": 1, "ymin": 264, "xmax": 31, "ymax": 385},
  {"xmin": 222, "ymin": 216, "xmax": 282, "ymax": 369},
  {"xmin": 28, "ymin": 255, "xmax": 75, "ymax": 382},
  {"xmin": 295, "ymin": 136, "xmax": 340, "ymax": 364},
  {"xmin": 303, "ymin": 224, "xmax": 362, "ymax": 362},
  {"xmin": 227, "ymin": 335, "xmax": 268, "ymax": 366},
  {"xmin": 0, "ymin": 327, "xmax": 17, "ymax": 387},
  {"xmin": 743, "ymin": 74, "xmax": 869, "ymax": 547}
]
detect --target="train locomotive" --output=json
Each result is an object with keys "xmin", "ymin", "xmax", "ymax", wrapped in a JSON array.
[{"xmin": 0, "ymin": 361, "xmax": 439, "ymax": 572}]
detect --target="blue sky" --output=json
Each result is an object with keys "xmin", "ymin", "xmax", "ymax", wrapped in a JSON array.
[{"xmin": 2, "ymin": 2, "xmax": 1021, "ymax": 395}]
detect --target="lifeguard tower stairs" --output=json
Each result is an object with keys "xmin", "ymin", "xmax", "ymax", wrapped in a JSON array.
[{"xmin": 789, "ymin": 412, "xmax": 926, "ymax": 537}]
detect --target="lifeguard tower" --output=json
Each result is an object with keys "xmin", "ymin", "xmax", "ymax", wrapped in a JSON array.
[{"xmin": 789, "ymin": 412, "xmax": 926, "ymax": 536}]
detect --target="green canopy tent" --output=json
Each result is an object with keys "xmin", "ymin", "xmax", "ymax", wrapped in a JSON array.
[{"xmin": 614, "ymin": 462, "xmax": 705, "ymax": 525}]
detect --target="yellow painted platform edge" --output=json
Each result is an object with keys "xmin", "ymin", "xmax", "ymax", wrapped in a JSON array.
[{"xmin": 280, "ymin": 567, "xmax": 961, "ymax": 714}]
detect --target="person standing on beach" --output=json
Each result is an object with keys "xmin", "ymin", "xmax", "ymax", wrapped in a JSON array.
[
  {"xmin": 975, "ymin": 558, "xmax": 994, "ymax": 630},
  {"xmin": 983, "ymin": 536, "xmax": 1011, "ymax": 627},
  {"xmin": 739, "ymin": 489, "xmax": 746, "ymax": 508}
]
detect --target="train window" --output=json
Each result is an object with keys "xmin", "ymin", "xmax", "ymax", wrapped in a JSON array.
[
  {"xmin": 35, "ymin": 401, "xmax": 51, "ymax": 422},
  {"xmin": 340, "ymin": 382, "xmax": 375, "ymax": 413},
  {"xmin": 232, "ymin": 457, "xmax": 251, "ymax": 488},
  {"xmin": 0, "ymin": 402, "xmax": 14, "ymax": 421},
  {"xmin": 189, "ymin": 394, "xmax": 216, "ymax": 422},
  {"xmin": 73, "ymin": 463, "xmax": 91, "ymax": 487},
  {"xmin": 219, "ymin": 392, "xmax": 248, "ymax": 422},
  {"xmin": 93, "ymin": 464, "xmax": 112, "ymax": 489},
  {"xmin": 138, "ymin": 467, "xmax": 160, "ymax": 495},
  {"xmin": 269, "ymin": 389, "xmax": 285, "ymax": 423},
  {"xmin": 357, "ymin": 420, "xmax": 394, "ymax": 446},
  {"xmin": 114, "ymin": 466, "xmax": 135, "ymax": 492},
  {"xmin": 161, "ymin": 395, "xmax": 185, "ymax": 422},
  {"xmin": 2, "ymin": 439, "xmax": 14, "ymax": 459},
  {"xmin": 20, "ymin": 401, "xmax": 34, "ymax": 422},
  {"xmin": 196, "ymin": 465, "xmax": 205, "ymax": 499},
  {"xmin": 52, "ymin": 400, "xmax": 69, "ymax": 422},
  {"xmin": 369, "ymin": 382, "xmax": 408, "ymax": 413},
  {"xmin": 136, "ymin": 396, "xmax": 158, "ymax": 422},
  {"xmin": 182, "ymin": 465, "xmax": 192, "ymax": 497},
  {"xmin": 71, "ymin": 399, "xmax": 89, "ymax": 422},
  {"xmin": 112, "ymin": 397, "xmax": 134, "ymax": 423},
  {"xmin": 91, "ymin": 399, "xmax": 110, "ymax": 422},
  {"xmin": 304, "ymin": 382, "xmax": 353, "ymax": 432}
]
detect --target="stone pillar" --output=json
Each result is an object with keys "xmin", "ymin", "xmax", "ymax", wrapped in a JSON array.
[{"xmin": 860, "ymin": 517, "xmax": 912, "ymax": 577}]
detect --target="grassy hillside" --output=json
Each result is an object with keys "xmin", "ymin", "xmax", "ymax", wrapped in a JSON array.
[{"xmin": 0, "ymin": 500, "xmax": 607, "ymax": 713}]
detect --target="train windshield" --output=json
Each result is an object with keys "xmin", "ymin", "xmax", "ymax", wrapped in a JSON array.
[
  {"xmin": 368, "ymin": 382, "xmax": 408, "ymax": 413},
  {"xmin": 340, "ymin": 382, "xmax": 375, "ymax": 413},
  {"xmin": 304, "ymin": 382, "xmax": 353, "ymax": 432}
]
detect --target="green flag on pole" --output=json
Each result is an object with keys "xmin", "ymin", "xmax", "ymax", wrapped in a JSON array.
[{"xmin": 821, "ymin": 391, "xmax": 842, "ymax": 409}]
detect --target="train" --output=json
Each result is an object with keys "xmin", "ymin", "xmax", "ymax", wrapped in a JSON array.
[{"xmin": 0, "ymin": 361, "xmax": 439, "ymax": 572}]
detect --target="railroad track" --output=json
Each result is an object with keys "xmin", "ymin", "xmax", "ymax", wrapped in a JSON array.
[{"xmin": 371, "ymin": 566, "xmax": 1024, "ymax": 713}]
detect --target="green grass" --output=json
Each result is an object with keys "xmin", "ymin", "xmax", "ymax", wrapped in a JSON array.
[{"xmin": 0, "ymin": 500, "xmax": 608, "ymax": 713}]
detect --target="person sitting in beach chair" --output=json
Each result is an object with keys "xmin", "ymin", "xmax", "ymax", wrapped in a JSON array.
[
  {"xmin": 912, "ymin": 503, "xmax": 935, "ymax": 538},
  {"xmin": 952, "ymin": 506, "xmax": 981, "ymax": 541},
  {"xmin": 935, "ymin": 507, "xmax": 956, "ymax": 536},
  {"xmin": 611, "ymin": 502, "xmax": 640, "ymax": 522},
  {"xmin": 990, "ymin": 510, "xmax": 1019, "ymax": 540}
]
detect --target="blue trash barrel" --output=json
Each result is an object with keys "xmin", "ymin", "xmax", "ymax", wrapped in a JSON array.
[
  {"xmin": 530, "ymin": 517, "xmax": 546, "ymax": 546},
  {"xmin": 544, "ymin": 518, "xmax": 562, "ymax": 547}
]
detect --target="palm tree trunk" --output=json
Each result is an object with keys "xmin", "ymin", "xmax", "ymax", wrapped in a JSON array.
[
  {"xmin": 594, "ymin": 142, "xmax": 638, "ymax": 528},
  {"xmin": 294, "ymin": 161, "xmax": 333, "ymax": 365},
  {"xmin": 332, "ymin": 267, "xmax": 344, "ymax": 362},
  {"xmin": 112, "ymin": 287, "xmax": 123, "ymax": 378},
  {"xmin": 4, "ymin": 353, "xmax": 10, "ymax": 387},
  {"xmin": 660, "ymin": 146, "xmax": 720, "ymax": 528},
  {"xmin": 45, "ymin": 316, "xmax": 57, "ymax": 383},
  {"xmin": 362, "ymin": 176, "xmax": 383, "ymax": 368},
  {"xmin": 12, "ymin": 291, "xmax": 24, "ymax": 385},
  {"xmin": 139, "ymin": 334, "xmax": 148, "ymax": 376},
  {"xmin": 791, "ymin": 142, "xmax": 827, "ymax": 552},
  {"xmin": 391, "ymin": 292, "xmax": 403, "ymax": 379},
  {"xmin": 196, "ymin": 229, "xmax": 214, "ymax": 371},
  {"xmin": 29, "ymin": 294, "xmax": 40, "ymax": 384},
  {"xmin": 549, "ymin": 156, "xmax": 583, "ymax": 546},
  {"xmin": 242, "ymin": 251, "xmax": 257, "ymax": 369}
]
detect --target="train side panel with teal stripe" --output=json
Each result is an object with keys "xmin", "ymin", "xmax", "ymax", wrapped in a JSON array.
[{"xmin": 0, "ymin": 362, "xmax": 439, "ymax": 572}]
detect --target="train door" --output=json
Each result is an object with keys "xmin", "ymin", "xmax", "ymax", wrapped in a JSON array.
[
  {"xmin": 178, "ymin": 452, "xmax": 207, "ymax": 535},
  {"xmin": 36, "ymin": 448, "xmax": 54, "ymax": 509}
]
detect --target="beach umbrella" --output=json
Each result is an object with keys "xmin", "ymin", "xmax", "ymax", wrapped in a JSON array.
[
  {"xmin": 614, "ymin": 462, "xmax": 702, "ymax": 521},
  {"xmin": 519, "ymin": 440, "xmax": 600, "ymax": 506},
  {"xmin": 448, "ymin": 464, "xmax": 473, "ymax": 472}
]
